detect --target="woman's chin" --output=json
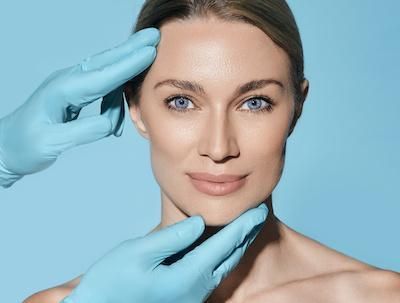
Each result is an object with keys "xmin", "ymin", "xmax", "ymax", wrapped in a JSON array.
[{"xmin": 192, "ymin": 208, "xmax": 246, "ymax": 227}]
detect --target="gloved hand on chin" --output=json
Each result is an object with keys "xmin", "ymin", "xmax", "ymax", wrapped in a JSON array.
[{"xmin": 61, "ymin": 203, "xmax": 269, "ymax": 303}]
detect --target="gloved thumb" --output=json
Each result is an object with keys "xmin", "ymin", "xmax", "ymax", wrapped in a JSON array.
[
  {"xmin": 51, "ymin": 115, "xmax": 113, "ymax": 153},
  {"xmin": 142, "ymin": 216, "xmax": 205, "ymax": 265}
]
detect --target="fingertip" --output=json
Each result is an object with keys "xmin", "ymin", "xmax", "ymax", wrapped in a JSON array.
[
  {"xmin": 257, "ymin": 202, "xmax": 268, "ymax": 211},
  {"xmin": 254, "ymin": 210, "xmax": 268, "ymax": 226},
  {"xmin": 185, "ymin": 215, "xmax": 205, "ymax": 235},
  {"xmin": 256, "ymin": 203, "xmax": 269, "ymax": 219},
  {"xmin": 190, "ymin": 214, "xmax": 204, "ymax": 223},
  {"xmin": 135, "ymin": 27, "xmax": 160, "ymax": 45},
  {"xmin": 144, "ymin": 46, "xmax": 157, "ymax": 60},
  {"xmin": 193, "ymin": 215, "xmax": 205, "ymax": 227},
  {"xmin": 146, "ymin": 27, "xmax": 161, "ymax": 45},
  {"xmin": 123, "ymin": 45, "xmax": 156, "ymax": 79},
  {"xmin": 128, "ymin": 29, "xmax": 160, "ymax": 52}
]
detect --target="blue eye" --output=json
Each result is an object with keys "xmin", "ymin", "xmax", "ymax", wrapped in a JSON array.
[
  {"xmin": 166, "ymin": 96, "xmax": 195, "ymax": 111},
  {"xmin": 164, "ymin": 95, "xmax": 274, "ymax": 113},
  {"xmin": 241, "ymin": 97, "xmax": 273, "ymax": 112}
]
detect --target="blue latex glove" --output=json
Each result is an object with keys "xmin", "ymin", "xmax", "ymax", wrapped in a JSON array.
[
  {"xmin": 0, "ymin": 27, "xmax": 160, "ymax": 188},
  {"xmin": 61, "ymin": 203, "xmax": 269, "ymax": 303}
]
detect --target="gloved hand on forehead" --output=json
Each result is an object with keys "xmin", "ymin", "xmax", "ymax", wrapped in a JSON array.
[
  {"xmin": 0, "ymin": 27, "xmax": 160, "ymax": 188},
  {"xmin": 60, "ymin": 203, "xmax": 269, "ymax": 303}
]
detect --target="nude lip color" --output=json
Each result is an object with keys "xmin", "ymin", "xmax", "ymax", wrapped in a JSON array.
[{"xmin": 187, "ymin": 173, "xmax": 247, "ymax": 196}]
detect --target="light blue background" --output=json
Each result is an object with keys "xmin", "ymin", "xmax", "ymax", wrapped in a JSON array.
[{"xmin": 1, "ymin": 1, "xmax": 399, "ymax": 302}]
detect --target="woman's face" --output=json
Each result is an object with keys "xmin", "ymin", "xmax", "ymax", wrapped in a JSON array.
[{"xmin": 129, "ymin": 16, "xmax": 306, "ymax": 226}]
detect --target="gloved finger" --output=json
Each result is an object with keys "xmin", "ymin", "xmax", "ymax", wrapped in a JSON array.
[
  {"xmin": 67, "ymin": 46, "xmax": 156, "ymax": 107},
  {"xmin": 79, "ymin": 27, "xmax": 160, "ymax": 72},
  {"xmin": 173, "ymin": 203, "xmax": 268, "ymax": 277},
  {"xmin": 140, "ymin": 215, "xmax": 205, "ymax": 266},
  {"xmin": 212, "ymin": 220, "xmax": 265, "ymax": 284},
  {"xmin": 50, "ymin": 115, "xmax": 112, "ymax": 153},
  {"xmin": 101, "ymin": 86, "xmax": 125, "ymax": 137}
]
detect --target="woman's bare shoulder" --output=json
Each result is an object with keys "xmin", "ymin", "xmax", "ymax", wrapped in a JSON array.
[
  {"xmin": 309, "ymin": 268, "xmax": 400, "ymax": 302},
  {"xmin": 318, "ymin": 268, "xmax": 400, "ymax": 302},
  {"xmin": 293, "ymin": 231, "xmax": 400, "ymax": 302},
  {"xmin": 249, "ymin": 268, "xmax": 400, "ymax": 303},
  {"xmin": 23, "ymin": 276, "xmax": 82, "ymax": 303},
  {"xmin": 347, "ymin": 268, "xmax": 400, "ymax": 302}
]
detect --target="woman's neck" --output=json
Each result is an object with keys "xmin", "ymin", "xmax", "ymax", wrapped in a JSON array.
[
  {"xmin": 205, "ymin": 212, "xmax": 287, "ymax": 302},
  {"xmin": 147, "ymin": 197, "xmax": 296, "ymax": 302}
]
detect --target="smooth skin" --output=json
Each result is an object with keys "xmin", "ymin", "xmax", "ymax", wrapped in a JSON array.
[{"xmin": 23, "ymin": 15, "xmax": 400, "ymax": 303}]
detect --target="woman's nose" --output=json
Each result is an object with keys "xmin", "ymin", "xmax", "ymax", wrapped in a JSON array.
[{"xmin": 197, "ymin": 112, "xmax": 240, "ymax": 162}]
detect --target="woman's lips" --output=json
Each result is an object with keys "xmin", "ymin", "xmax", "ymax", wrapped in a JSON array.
[{"xmin": 187, "ymin": 174, "xmax": 247, "ymax": 196}]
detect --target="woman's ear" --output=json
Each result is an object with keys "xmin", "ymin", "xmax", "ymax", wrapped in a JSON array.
[
  {"xmin": 287, "ymin": 79, "xmax": 310, "ymax": 137},
  {"xmin": 301, "ymin": 79, "xmax": 310, "ymax": 101},
  {"xmin": 124, "ymin": 86, "xmax": 149, "ymax": 140},
  {"xmin": 129, "ymin": 104, "xmax": 149, "ymax": 140},
  {"xmin": 293, "ymin": 78, "xmax": 310, "ymax": 121}
]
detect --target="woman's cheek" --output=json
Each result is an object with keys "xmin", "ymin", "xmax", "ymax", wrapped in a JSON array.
[{"xmin": 151, "ymin": 117, "xmax": 197, "ymax": 149}]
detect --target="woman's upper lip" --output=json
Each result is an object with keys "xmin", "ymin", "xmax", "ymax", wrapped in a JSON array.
[{"xmin": 187, "ymin": 172, "xmax": 247, "ymax": 183}]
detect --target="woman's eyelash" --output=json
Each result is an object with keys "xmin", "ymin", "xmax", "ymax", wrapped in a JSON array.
[{"xmin": 163, "ymin": 94, "xmax": 275, "ymax": 114}]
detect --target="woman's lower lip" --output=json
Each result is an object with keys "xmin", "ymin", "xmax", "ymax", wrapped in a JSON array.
[{"xmin": 188, "ymin": 176, "xmax": 247, "ymax": 196}]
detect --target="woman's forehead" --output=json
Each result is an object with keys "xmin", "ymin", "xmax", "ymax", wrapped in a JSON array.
[{"xmin": 147, "ymin": 17, "xmax": 291, "ymax": 83}]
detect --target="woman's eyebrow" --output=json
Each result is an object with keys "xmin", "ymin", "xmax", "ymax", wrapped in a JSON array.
[{"xmin": 153, "ymin": 78, "xmax": 284, "ymax": 99}]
